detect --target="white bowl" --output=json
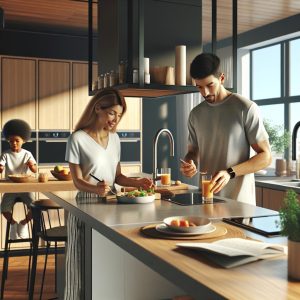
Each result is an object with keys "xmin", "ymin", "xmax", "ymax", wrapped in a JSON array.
[
  {"xmin": 116, "ymin": 194, "xmax": 155, "ymax": 204},
  {"xmin": 163, "ymin": 216, "xmax": 211, "ymax": 233}
]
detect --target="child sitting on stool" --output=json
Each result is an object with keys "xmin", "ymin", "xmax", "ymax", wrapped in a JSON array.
[{"xmin": 0, "ymin": 119, "xmax": 37, "ymax": 239}]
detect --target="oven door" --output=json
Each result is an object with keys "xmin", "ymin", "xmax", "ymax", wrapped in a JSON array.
[
  {"xmin": 38, "ymin": 131, "xmax": 70, "ymax": 165},
  {"xmin": 118, "ymin": 131, "xmax": 141, "ymax": 163}
]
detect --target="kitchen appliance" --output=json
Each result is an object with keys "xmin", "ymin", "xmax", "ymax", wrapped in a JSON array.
[
  {"xmin": 117, "ymin": 131, "xmax": 141, "ymax": 163},
  {"xmin": 38, "ymin": 131, "xmax": 70, "ymax": 165},
  {"xmin": 1, "ymin": 131, "xmax": 37, "ymax": 159},
  {"xmin": 223, "ymin": 215, "xmax": 281, "ymax": 236},
  {"xmin": 163, "ymin": 192, "xmax": 225, "ymax": 206}
]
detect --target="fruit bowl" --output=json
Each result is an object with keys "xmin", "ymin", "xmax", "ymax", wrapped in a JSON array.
[
  {"xmin": 163, "ymin": 216, "xmax": 211, "ymax": 233},
  {"xmin": 8, "ymin": 174, "xmax": 32, "ymax": 183},
  {"xmin": 51, "ymin": 170, "xmax": 72, "ymax": 181}
]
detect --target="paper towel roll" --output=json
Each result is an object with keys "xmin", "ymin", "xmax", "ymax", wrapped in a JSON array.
[
  {"xmin": 144, "ymin": 57, "xmax": 150, "ymax": 74},
  {"xmin": 175, "ymin": 45, "xmax": 186, "ymax": 85}
]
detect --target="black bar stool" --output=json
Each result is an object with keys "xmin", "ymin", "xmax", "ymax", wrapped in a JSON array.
[
  {"xmin": 1, "ymin": 197, "xmax": 33, "ymax": 300},
  {"xmin": 29, "ymin": 199, "xmax": 67, "ymax": 300}
]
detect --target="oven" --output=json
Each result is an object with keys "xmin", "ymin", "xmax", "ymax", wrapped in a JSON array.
[
  {"xmin": 38, "ymin": 131, "xmax": 70, "ymax": 165},
  {"xmin": 117, "ymin": 131, "xmax": 141, "ymax": 163},
  {"xmin": 1, "ymin": 131, "xmax": 37, "ymax": 160}
]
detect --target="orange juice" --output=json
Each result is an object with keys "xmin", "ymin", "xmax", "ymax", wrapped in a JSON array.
[
  {"xmin": 161, "ymin": 173, "xmax": 171, "ymax": 185},
  {"xmin": 202, "ymin": 180, "xmax": 213, "ymax": 198}
]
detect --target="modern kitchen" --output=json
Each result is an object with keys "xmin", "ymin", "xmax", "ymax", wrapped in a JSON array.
[{"xmin": 1, "ymin": 0, "xmax": 300, "ymax": 299}]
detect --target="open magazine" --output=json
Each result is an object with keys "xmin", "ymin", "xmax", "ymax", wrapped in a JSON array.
[{"xmin": 176, "ymin": 238, "xmax": 287, "ymax": 268}]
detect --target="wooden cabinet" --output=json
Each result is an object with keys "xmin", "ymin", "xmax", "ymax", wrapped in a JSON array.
[
  {"xmin": 257, "ymin": 187, "xmax": 300, "ymax": 211},
  {"xmin": 38, "ymin": 60, "xmax": 71, "ymax": 129},
  {"xmin": 1, "ymin": 57, "xmax": 36, "ymax": 129},
  {"xmin": 72, "ymin": 62, "xmax": 97, "ymax": 129},
  {"xmin": 121, "ymin": 164, "xmax": 141, "ymax": 176},
  {"xmin": 118, "ymin": 97, "xmax": 142, "ymax": 130}
]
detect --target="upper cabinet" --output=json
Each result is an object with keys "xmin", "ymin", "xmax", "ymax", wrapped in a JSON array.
[
  {"xmin": 72, "ymin": 62, "xmax": 97, "ymax": 130},
  {"xmin": 1, "ymin": 57, "xmax": 36, "ymax": 129},
  {"xmin": 38, "ymin": 60, "xmax": 71, "ymax": 130},
  {"xmin": 118, "ymin": 97, "xmax": 141, "ymax": 131}
]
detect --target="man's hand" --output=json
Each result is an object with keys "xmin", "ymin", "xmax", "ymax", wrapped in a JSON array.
[
  {"xmin": 180, "ymin": 159, "xmax": 197, "ymax": 178},
  {"xmin": 210, "ymin": 170, "xmax": 231, "ymax": 193}
]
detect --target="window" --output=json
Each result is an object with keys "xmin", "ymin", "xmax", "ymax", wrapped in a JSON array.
[{"xmin": 250, "ymin": 38, "xmax": 300, "ymax": 166}]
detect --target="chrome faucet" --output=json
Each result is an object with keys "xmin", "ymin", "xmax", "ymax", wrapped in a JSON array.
[
  {"xmin": 292, "ymin": 121, "xmax": 300, "ymax": 179},
  {"xmin": 153, "ymin": 128, "xmax": 175, "ymax": 182}
]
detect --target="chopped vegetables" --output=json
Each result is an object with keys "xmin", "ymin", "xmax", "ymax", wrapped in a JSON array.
[{"xmin": 124, "ymin": 188, "xmax": 155, "ymax": 198}]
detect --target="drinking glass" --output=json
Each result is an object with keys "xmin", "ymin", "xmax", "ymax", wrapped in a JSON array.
[
  {"xmin": 160, "ymin": 168, "xmax": 171, "ymax": 186},
  {"xmin": 201, "ymin": 174, "xmax": 213, "ymax": 203}
]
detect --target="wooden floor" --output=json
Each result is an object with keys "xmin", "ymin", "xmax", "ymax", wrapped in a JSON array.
[{"xmin": 0, "ymin": 254, "xmax": 58, "ymax": 300}]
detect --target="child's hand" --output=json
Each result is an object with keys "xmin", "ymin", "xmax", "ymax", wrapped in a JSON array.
[{"xmin": 27, "ymin": 160, "xmax": 35, "ymax": 168}]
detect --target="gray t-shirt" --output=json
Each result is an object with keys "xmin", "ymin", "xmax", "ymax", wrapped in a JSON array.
[
  {"xmin": 65, "ymin": 130, "xmax": 121, "ymax": 185},
  {"xmin": 188, "ymin": 93, "xmax": 268, "ymax": 205}
]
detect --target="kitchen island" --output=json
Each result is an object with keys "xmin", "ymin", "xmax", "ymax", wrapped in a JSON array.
[{"xmin": 40, "ymin": 189, "xmax": 300, "ymax": 300}]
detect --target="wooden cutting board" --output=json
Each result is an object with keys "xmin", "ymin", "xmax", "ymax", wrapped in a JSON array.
[{"xmin": 155, "ymin": 183, "xmax": 189, "ymax": 192}]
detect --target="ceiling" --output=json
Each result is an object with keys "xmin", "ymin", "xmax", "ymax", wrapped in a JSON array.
[{"xmin": 0, "ymin": 0, "xmax": 299, "ymax": 42}]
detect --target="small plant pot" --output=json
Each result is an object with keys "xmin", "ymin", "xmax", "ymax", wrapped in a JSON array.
[
  {"xmin": 288, "ymin": 239, "xmax": 300, "ymax": 281},
  {"xmin": 275, "ymin": 158, "xmax": 287, "ymax": 177}
]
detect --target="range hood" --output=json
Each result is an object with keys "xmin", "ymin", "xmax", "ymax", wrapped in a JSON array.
[{"xmin": 88, "ymin": 0, "xmax": 201, "ymax": 97}]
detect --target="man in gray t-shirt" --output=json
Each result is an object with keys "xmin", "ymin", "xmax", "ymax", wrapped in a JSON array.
[{"xmin": 180, "ymin": 53, "xmax": 271, "ymax": 205}]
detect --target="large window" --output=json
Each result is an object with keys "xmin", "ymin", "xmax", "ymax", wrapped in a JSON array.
[{"xmin": 251, "ymin": 38, "xmax": 300, "ymax": 166}]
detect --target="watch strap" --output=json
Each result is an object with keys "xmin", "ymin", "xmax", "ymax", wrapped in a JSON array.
[{"xmin": 227, "ymin": 167, "xmax": 236, "ymax": 179}]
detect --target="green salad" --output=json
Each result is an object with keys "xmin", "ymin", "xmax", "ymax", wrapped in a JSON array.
[{"xmin": 126, "ymin": 188, "xmax": 155, "ymax": 198}]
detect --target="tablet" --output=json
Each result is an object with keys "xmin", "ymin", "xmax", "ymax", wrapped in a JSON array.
[{"xmin": 223, "ymin": 215, "xmax": 281, "ymax": 236}]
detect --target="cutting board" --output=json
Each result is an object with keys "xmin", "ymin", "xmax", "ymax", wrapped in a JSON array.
[{"xmin": 155, "ymin": 183, "xmax": 188, "ymax": 192}]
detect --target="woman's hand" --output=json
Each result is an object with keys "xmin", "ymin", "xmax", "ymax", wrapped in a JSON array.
[
  {"xmin": 96, "ymin": 180, "xmax": 111, "ymax": 197},
  {"xmin": 180, "ymin": 160, "xmax": 197, "ymax": 178},
  {"xmin": 136, "ymin": 178, "xmax": 153, "ymax": 190}
]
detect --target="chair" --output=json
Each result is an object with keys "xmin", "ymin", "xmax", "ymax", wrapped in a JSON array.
[
  {"xmin": 29, "ymin": 199, "xmax": 67, "ymax": 300},
  {"xmin": 1, "ymin": 197, "xmax": 33, "ymax": 300}
]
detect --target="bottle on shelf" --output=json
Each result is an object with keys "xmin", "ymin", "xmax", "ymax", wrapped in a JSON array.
[
  {"xmin": 132, "ymin": 69, "xmax": 139, "ymax": 84},
  {"xmin": 104, "ymin": 73, "xmax": 109, "ymax": 88},
  {"xmin": 109, "ymin": 70, "xmax": 116, "ymax": 87},
  {"xmin": 119, "ymin": 60, "xmax": 126, "ymax": 84},
  {"xmin": 98, "ymin": 74, "xmax": 104, "ymax": 89}
]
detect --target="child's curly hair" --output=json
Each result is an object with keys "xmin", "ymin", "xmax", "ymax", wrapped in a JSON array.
[{"xmin": 2, "ymin": 119, "xmax": 31, "ymax": 142}]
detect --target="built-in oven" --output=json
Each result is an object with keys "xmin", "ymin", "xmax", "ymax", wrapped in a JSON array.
[
  {"xmin": 1, "ymin": 131, "xmax": 37, "ymax": 160},
  {"xmin": 117, "ymin": 131, "xmax": 141, "ymax": 163},
  {"xmin": 38, "ymin": 131, "xmax": 70, "ymax": 165}
]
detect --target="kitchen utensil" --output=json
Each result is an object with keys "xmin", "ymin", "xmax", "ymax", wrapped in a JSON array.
[{"xmin": 89, "ymin": 173, "xmax": 117, "ymax": 195}]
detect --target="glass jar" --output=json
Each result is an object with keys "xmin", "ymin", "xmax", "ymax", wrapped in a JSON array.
[{"xmin": 38, "ymin": 172, "xmax": 49, "ymax": 183}]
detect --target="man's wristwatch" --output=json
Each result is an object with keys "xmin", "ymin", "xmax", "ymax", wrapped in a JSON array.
[{"xmin": 226, "ymin": 167, "xmax": 236, "ymax": 179}]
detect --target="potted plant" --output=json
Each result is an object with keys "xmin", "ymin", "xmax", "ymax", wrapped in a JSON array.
[
  {"xmin": 279, "ymin": 189, "xmax": 300, "ymax": 280},
  {"xmin": 263, "ymin": 119, "xmax": 291, "ymax": 176}
]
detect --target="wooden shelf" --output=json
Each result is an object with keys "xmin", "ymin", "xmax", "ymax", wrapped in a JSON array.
[{"xmin": 89, "ymin": 83, "xmax": 199, "ymax": 98}]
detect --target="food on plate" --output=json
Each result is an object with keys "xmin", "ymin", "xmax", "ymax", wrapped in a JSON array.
[
  {"xmin": 175, "ymin": 180, "xmax": 181, "ymax": 185},
  {"xmin": 170, "ymin": 218, "xmax": 196, "ymax": 227},
  {"xmin": 54, "ymin": 165, "xmax": 70, "ymax": 175},
  {"xmin": 119, "ymin": 188, "xmax": 155, "ymax": 198}
]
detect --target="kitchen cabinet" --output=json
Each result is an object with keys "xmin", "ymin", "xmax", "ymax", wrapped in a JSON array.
[
  {"xmin": 257, "ymin": 187, "xmax": 300, "ymax": 211},
  {"xmin": 118, "ymin": 97, "xmax": 142, "ymax": 130},
  {"xmin": 121, "ymin": 164, "xmax": 141, "ymax": 176},
  {"xmin": 1, "ymin": 57, "xmax": 36, "ymax": 129},
  {"xmin": 72, "ymin": 62, "xmax": 98, "ymax": 129},
  {"xmin": 38, "ymin": 60, "xmax": 71, "ymax": 130}
]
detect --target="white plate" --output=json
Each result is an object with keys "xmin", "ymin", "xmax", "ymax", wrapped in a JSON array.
[
  {"xmin": 163, "ymin": 216, "xmax": 211, "ymax": 233},
  {"xmin": 117, "ymin": 194, "xmax": 155, "ymax": 204},
  {"xmin": 155, "ymin": 223, "xmax": 216, "ymax": 236}
]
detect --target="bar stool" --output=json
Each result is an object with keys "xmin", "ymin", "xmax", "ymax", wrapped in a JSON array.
[
  {"xmin": 29, "ymin": 199, "xmax": 67, "ymax": 300},
  {"xmin": 1, "ymin": 197, "xmax": 33, "ymax": 300}
]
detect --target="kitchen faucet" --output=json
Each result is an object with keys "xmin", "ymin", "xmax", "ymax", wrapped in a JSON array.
[
  {"xmin": 292, "ymin": 121, "xmax": 300, "ymax": 179},
  {"xmin": 153, "ymin": 128, "xmax": 175, "ymax": 182}
]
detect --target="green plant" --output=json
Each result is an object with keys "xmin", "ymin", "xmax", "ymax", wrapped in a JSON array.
[
  {"xmin": 279, "ymin": 189, "xmax": 300, "ymax": 242},
  {"xmin": 263, "ymin": 119, "xmax": 291, "ymax": 154}
]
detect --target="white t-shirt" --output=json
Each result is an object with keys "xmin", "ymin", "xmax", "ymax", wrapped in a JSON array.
[
  {"xmin": 0, "ymin": 149, "xmax": 36, "ymax": 179},
  {"xmin": 188, "ymin": 93, "xmax": 269, "ymax": 205},
  {"xmin": 65, "ymin": 130, "xmax": 121, "ymax": 185}
]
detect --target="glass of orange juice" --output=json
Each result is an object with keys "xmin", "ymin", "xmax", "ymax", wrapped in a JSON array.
[
  {"xmin": 160, "ymin": 168, "xmax": 171, "ymax": 186},
  {"xmin": 201, "ymin": 173, "xmax": 213, "ymax": 203}
]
